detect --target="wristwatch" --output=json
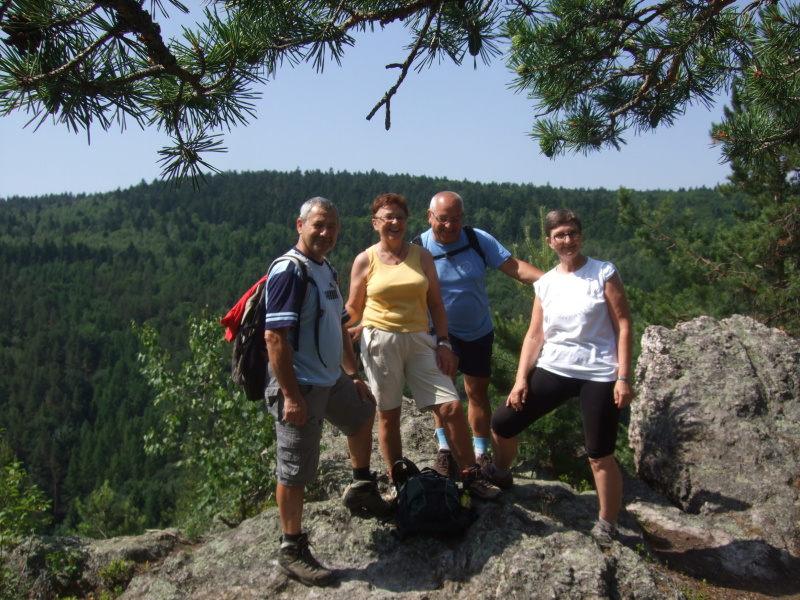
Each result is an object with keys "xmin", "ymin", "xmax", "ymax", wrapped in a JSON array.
[
  {"xmin": 437, "ymin": 340, "xmax": 453, "ymax": 351},
  {"xmin": 346, "ymin": 372, "xmax": 361, "ymax": 380}
]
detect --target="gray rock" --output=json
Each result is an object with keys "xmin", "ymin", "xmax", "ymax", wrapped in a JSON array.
[
  {"xmin": 629, "ymin": 315, "xmax": 800, "ymax": 591},
  {"xmin": 113, "ymin": 397, "xmax": 683, "ymax": 600}
]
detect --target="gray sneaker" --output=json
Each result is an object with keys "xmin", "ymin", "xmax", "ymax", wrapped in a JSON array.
[
  {"xmin": 278, "ymin": 533, "xmax": 336, "ymax": 587},
  {"xmin": 462, "ymin": 465, "xmax": 502, "ymax": 502},
  {"xmin": 342, "ymin": 477, "xmax": 393, "ymax": 519},
  {"xmin": 433, "ymin": 448, "xmax": 457, "ymax": 478},
  {"xmin": 590, "ymin": 521, "xmax": 618, "ymax": 549},
  {"xmin": 481, "ymin": 462, "xmax": 514, "ymax": 490}
]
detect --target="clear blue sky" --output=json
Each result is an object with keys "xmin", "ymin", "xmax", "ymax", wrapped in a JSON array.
[{"xmin": 0, "ymin": 9, "xmax": 732, "ymax": 199}]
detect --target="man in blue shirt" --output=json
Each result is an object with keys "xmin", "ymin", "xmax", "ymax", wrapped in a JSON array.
[
  {"xmin": 417, "ymin": 191, "xmax": 543, "ymax": 477},
  {"xmin": 265, "ymin": 197, "xmax": 389, "ymax": 587}
]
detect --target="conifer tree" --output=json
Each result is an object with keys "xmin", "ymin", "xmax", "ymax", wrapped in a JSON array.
[
  {"xmin": 618, "ymin": 76, "xmax": 799, "ymax": 333},
  {"xmin": 1, "ymin": 1, "xmax": 796, "ymax": 182}
]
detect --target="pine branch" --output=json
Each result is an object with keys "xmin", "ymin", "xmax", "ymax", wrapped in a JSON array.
[{"xmin": 365, "ymin": 3, "xmax": 440, "ymax": 128}]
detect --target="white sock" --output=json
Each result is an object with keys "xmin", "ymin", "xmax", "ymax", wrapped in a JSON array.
[{"xmin": 598, "ymin": 517, "xmax": 617, "ymax": 533}]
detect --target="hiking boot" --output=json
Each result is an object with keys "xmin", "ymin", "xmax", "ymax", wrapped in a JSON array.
[
  {"xmin": 590, "ymin": 520, "xmax": 618, "ymax": 550},
  {"xmin": 462, "ymin": 465, "xmax": 502, "ymax": 502},
  {"xmin": 477, "ymin": 452, "xmax": 494, "ymax": 470},
  {"xmin": 278, "ymin": 533, "xmax": 336, "ymax": 587},
  {"xmin": 481, "ymin": 463, "xmax": 514, "ymax": 490},
  {"xmin": 342, "ymin": 477, "xmax": 393, "ymax": 519},
  {"xmin": 433, "ymin": 448, "xmax": 457, "ymax": 478}
]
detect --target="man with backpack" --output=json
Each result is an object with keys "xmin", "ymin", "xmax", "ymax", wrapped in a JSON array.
[
  {"xmin": 265, "ymin": 197, "xmax": 390, "ymax": 587},
  {"xmin": 415, "ymin": 191, "xmax": 543, "ymax": 481}
]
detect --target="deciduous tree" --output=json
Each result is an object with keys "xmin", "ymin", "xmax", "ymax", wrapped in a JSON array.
[{"xmin": 136, "ymin": 313, "xmax": 276, "ymax": 532}]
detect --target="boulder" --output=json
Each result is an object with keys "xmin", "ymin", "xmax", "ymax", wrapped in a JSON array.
[{"xmin": 628, "ymin": 315, "xmax": 800, "ymax": 592}]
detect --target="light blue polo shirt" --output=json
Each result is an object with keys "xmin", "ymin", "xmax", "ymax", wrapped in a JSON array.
[{"xmin": 419, "ymin": 228, "xmax": 511, "ymax": 341}]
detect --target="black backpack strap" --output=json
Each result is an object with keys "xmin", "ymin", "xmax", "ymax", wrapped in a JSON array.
[
  {"xmin": 462, "ymin": 226, "xmax": 487, "ymax": 266},
  {"xmin": 415, "ymin": 226, "xmax": 487, "ymax": 266},
  {"xmin": 272, "ymin": 253, "xmax": 338, "ymax": 369},
  {"xmin": 268, "ymin": 254, "xmax": 314, "ymax": 361},
  {"xmin": 308, "ymin": 257, "xmax": 339, "ymax": 370}
]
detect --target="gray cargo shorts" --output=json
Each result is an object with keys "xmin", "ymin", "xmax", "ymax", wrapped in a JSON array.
[{"xmin": 266, "ymin": 371, "xmax": 375, "ymax": 487}]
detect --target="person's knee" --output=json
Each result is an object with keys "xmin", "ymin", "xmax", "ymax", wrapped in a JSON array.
[
  {"xmin": 378, "ymin": 407, "xmax": 401, "ymax": 424},
  {"xmin": 490, "ymin": 409, "xmax": 517, "ymax": 439},
  {"xmin": 466, "ymin": 393, "xmax": 490, "ymax": 411},
  {"xmin": 588, "ymin": 453, "xmax": 616, "ymax": 471},
  {"xmin": 434, "ymin": 400, "xmax": 464, "ymax": 421}
]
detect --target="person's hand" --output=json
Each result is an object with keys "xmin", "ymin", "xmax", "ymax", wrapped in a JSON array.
[
  {"xmin": 436, "ymin": 345, "xmax": 458, "ymax": 378},
  {"xmin": 506, "ymin": 379, "xmax": 528, "ymax": 412},
  {"xmin": 348, "ymin": 324, "xmax": 363, "ymax": 342},
  {"xmin": 614, "ymin": 379, "xmax": 632, "ymax": 409},
  {"xmin": 354, "ymin": 378, "xmax": 376, "ymax": 406},
  {"xmin": 282, "ymin": 394, "xmax": 307, "ymax": 425}
]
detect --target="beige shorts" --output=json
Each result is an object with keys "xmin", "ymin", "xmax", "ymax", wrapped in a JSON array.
[{"xmin": 360, "ymin": 327, "xmax": 459, "ymax": 411}]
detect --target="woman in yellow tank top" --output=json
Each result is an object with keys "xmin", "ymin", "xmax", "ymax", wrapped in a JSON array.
[{"xmin": 346, "ymin": 193, "xmax": 501, "ymax": 501}]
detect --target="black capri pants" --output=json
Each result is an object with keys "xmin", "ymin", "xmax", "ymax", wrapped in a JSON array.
[{"xmin": 491, "ymin": 367, "xmax": 620, "ymax": 459}]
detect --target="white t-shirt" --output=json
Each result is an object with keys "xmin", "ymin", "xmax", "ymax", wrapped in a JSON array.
[{"xmin": 533, "ymin": 257, "xmax": 619, "ymax": 381}]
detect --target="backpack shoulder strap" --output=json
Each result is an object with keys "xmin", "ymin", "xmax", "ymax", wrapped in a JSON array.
[
  {"xmin": 462, "ymin": 226, "xmax": 487, "ymax": 266},
  {"xmin": 322, "ymin": 256, "xmax": 338, "ymax": 285},
  {"xmin": 271, "ymin": 252, "xmax": 332, "ymax": 369},
  {"xmin": 421, "ymin": 226, "xmax": 487, "ymax": 267},
  {"xmin": 268, "ymin": 253, "xmax": 313, "ymax": 355}
]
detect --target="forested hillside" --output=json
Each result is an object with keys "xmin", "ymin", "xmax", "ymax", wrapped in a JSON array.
[{"xmin": 0, "ymin": 169, "xmax": 735, "ymax": 531}]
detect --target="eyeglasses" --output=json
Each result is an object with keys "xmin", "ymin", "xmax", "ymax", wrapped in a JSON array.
[
  {"xmin": 431, "ymin": 214, "xmax": 463, "ymax": 225},
  {"xmin": 374, "ymin": 215, "xmax": 407, "ymax": 223},
  {"xmin": 551, "ymin": 230, "xmax": 581, "ymax": 242}
]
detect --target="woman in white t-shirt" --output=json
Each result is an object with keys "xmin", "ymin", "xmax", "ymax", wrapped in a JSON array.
[{"xmin": 485, "ymin": 209, "xmax": 633, "ymax": 545}]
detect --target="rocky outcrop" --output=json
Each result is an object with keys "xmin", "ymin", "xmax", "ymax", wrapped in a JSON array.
[
  {"xmin": 106, "ymin": 397, "xmax": 686, "ymax": 600},
  {"xmin": 628, "ymin": 315, "xmax": 800, "ymax": 593},
  {"xmin": 8, "ymin": 315, "xmax": 799, "ymax": 599}
]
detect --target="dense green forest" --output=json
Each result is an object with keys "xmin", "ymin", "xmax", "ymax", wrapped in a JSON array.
[{"xmin": 0, "ymin": 169, "xmax": 741, "ymax": 532}]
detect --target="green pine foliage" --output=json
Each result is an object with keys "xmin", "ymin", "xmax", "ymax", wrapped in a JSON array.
[
  {"xmin": 618, "ymin": 78, "xmax": 799, "ymax": 335},
  {"xmin": 2, "ymin": 1, "xmax": 795, "ymax": 181},
  {"xmin": 72, "ymin": 480, "xmax": 145, "ymax": 540}
]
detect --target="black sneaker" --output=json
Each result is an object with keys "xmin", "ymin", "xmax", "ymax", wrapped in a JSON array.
[
  {"xmin": 482, "ymin": 463, "xmax": 514, "ymax": 490},
  {"xmin": 462, "ymin": 465, "xmax": 502, "ymax": 501},
  {"xmin": 433, "ymin": 448, "xmax": 457, "ymax": 478},
  {"xmin": 278, "ymin": 533, "xmax": 336, "ymax": 587},
  {"xmin": 342, "ymin": 477, "xmax": 393, "ymax": 519}
]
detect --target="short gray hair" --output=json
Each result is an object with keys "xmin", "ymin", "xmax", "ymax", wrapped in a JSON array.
[
  {"xmin": 299, "ymin": 197, "xmax": 338, "ymax": 221},
  {"xmin": 429, "ymin": 191, "xmax": 464, "ymax": 211}
]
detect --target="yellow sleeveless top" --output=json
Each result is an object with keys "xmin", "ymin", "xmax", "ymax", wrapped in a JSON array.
[{"xmin": 361, "ymin": 244, "xmax": 430, "ymax": 332}]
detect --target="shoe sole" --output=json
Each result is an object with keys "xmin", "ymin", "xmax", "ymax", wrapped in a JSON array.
[
  {"xmin": 342, "ymin": 503, "xmax": 393, "ymax": 520},
  {"xmin": 341, "ymin": 494, "xmax": 393, "ymax": 519},
  {"xmin": 278, "ymin": 564, "xmax": 337, "ymax": 587},
  {"xmin": 468, "ymin": 487, "xmax": 502, "ymax": 502}
]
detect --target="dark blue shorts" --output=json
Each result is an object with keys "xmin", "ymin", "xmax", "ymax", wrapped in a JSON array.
[{"xmin": 450, "ymin": 330, "xmax": 494, "ymax": 379}]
